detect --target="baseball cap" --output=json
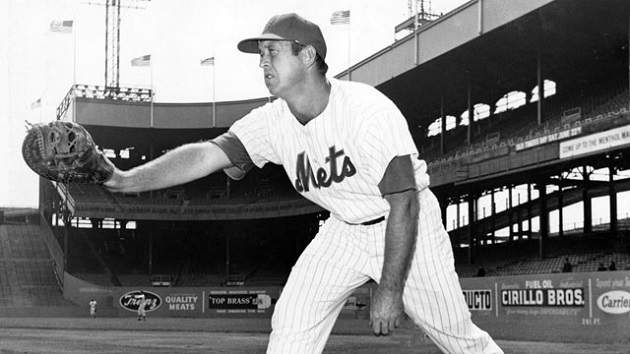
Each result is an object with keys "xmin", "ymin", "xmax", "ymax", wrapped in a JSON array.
[{"xmin": 238, "ymin": 13, "xmax": 327, "ymax": 60}]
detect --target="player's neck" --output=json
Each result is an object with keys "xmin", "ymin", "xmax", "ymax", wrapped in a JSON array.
[{"xmin": 287, "ymin": 76, "xmax": 330, "ymax": 125}]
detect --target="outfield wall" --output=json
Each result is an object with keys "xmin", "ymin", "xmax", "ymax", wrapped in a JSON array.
[
  {"xmin": 62, "ymin": 271, "xmax": 630, "ymax": 342},
  {"xmin": 461, "ymin": 271, "xmax": 630, "ymax": 343}
]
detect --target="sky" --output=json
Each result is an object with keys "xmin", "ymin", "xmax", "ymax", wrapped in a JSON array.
[{"xmin": 1, "ymin": 0, "xmax": 469, "ymax": 208}]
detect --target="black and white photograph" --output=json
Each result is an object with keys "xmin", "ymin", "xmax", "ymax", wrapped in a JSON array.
[{"xmin": 2, "ymin": 0, "xmax": 630, "ymax": 353}]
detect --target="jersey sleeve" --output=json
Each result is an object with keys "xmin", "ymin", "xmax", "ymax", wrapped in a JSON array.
[
  {"xmin": 228, "ymin": 103, "xmax": 282, "ymax": 169},
  {"xmin": 378, "ymin": 155, "xmax": 416, "ymax": 196},
  {"xmin": 210, "ymin": 131, "xmax": 254, "ymax": 180},
  {"xmin": 357, "ymin": 102, "xmax": 429, "ymax": 192}
]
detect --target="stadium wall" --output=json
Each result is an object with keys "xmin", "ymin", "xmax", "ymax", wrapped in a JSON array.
[
  {"xmin": 462, "ymin": 271, "xmax": 630, "ymax": 343},
  {"xmin": 62, "ymin": 280, "xmax": 371, "ymax": 320},
  {"xmin": 38, "ymin": 213, "xmax": 64, "ymax": 286},
  {"xmin": 60, "ymin": 271, "xmax": 630, "ymax": 342},
  {"xmin": 74, "ymin": 97, "xmax": 268, "ymax": 129},
  {"xmin": 63, "ymin": 272, "xmax": 114, "ymax": 308}
]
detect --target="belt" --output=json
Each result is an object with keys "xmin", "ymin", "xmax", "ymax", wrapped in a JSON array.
[{"xmin": 359, "ymin": 216, "xmax": 385, "ymax": 226}]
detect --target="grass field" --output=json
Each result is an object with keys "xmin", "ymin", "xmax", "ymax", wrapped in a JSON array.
[{"xmin": 1, "ymin": 317, "xmax": 629, "ymax": 353}]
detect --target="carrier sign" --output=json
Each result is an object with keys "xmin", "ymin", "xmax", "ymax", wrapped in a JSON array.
[{"xmin": 597, "ymin": 290, "xmax": 630, "ymax": 314}]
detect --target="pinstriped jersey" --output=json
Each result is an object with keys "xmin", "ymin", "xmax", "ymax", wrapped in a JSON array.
[{"xmin": 229, "ymin": 78, "xmax": 430, "ymax": 224}]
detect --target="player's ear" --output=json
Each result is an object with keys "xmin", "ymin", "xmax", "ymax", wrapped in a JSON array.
[{"xmin": 300, "ymin": 45, "xmax": 317, "ymax": 68}]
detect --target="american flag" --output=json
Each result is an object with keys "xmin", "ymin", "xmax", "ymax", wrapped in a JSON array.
[
  {"xmin": 49, "ymin": 20, "xmax": 73, "ymax": 33},
  {"xmin": 330, "ymin": 10, "xmax": 350, "ymax": 25},
  {"xmin": 30, "ymin": 98, "xmax": 41, "ymax": 109},
  {"xmin": 200, "ymin": 57, "xmax": 215, "ymax": 66},
  {"xmin": 131, "ymin": 55, "xmax": 151, "ymax": 67}
]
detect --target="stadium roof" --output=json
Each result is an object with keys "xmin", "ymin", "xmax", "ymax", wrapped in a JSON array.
[{"xmin": 342, "ymin": 0, "xmax": 630, "ymax": 129}]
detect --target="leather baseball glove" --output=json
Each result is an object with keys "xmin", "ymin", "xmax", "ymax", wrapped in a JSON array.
[{"xmin": 22, "ymin": 120, "xmax": 114, "ymax": 183}]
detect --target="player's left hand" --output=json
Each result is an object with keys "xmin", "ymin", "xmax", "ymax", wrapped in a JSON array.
[{"xmin": 369, "ymin": 286, "xmax": 404, "ymax": 336}]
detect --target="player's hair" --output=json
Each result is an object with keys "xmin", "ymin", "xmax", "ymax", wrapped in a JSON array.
[{"xmin": 292, "ymin": 42, "xmax": 328, "ymax": 75}]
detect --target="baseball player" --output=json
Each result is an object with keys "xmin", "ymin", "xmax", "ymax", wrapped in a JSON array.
[
  {"xmin": 137, "ymin": 294, "xmax": 147, "ymax": 321},
  {"xmin": 105, "ymin": 13, "xmax": 502, "ymax": 354},
  {"xmin": 88, "ymin": 298, "xmax": 97, "ymax": 319}
]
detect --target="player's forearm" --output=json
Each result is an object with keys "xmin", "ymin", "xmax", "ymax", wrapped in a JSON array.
[
  {"xmin": 106, "ymin": 141, "xmax": 231, "ymax": 193},
  {"xmin": 380, "ymin": 189, "xmax": 419, "ymax": 292}
]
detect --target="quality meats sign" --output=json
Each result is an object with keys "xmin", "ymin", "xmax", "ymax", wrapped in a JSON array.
[{"xmin": 119, "ymin": 290, "xmax": 162, "ymax": 312}]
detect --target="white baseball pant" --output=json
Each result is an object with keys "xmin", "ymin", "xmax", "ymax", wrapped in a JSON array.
[{"xmin": 267, "ymin": 189, "xmax": 503, "ymax": 354}]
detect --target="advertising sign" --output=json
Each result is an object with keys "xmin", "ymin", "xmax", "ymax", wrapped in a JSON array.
[
  {"xmin": 463, "ymin": 289, "xmax": 492, "ymax": 311},
  {"xmin": 597, "ymin": 290, "xmax": 630, "ymax": 314},
  {"xmin": 164, "ymin": 293, "xmax": 200, "ymax": 312},
  {"xmin": 460, "ymin": 271, "xmax": 630, "ymax": 343},
  {"xmin": 559, "ymin": 124, "xmax": 630, "ymax": 158},
  {"xmin": 207, "ymin": 289, "xmax": 273, "ymax": 314},
  {"xmin": 516, "ymin": 127, "xmax": 581, "ymax": 151},
  {"xmin": 500, "ymin": 288, "xmax": 584, "ymax": 307},
  {"xmin": 119, "ymin": 290, "xmax": 162, "ymax": 313}
]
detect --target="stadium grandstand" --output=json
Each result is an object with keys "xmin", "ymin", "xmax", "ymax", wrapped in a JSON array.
[{"xmin": 3, "ymin": 0, "xmax": 630, "ymax": 343}]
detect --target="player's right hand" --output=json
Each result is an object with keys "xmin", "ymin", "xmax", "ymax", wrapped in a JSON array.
[{"xmin": 369, "ymin": 286, "xmax": 404, "ymax": 336}]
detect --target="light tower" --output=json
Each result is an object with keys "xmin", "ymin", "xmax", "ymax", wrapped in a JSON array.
[
  {"xmin": 84, "ymin": 0, "xmax": 150, "ymax": 92},
  {"xmin": 396, "ymin": 0, "xmax": 440, "ymax": 36},
  {"xmin": 408, "ymin": 0, "xmax": 439, "ymax": 25}
]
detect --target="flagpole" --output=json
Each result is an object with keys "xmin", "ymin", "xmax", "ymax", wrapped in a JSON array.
[
  {"xmin": 212, "ymin": 58, "xmax": 216, "ymax": 127},
  {"xmin": 414, "ymin": 0, "xmax": 419, "ymax": 65},
  {"xmin": 201, "ymin": 57, "xmax": 216, "ymax": 127},
  {"xmin": 331, "ymin": 11, "xmax": 352, "ymax": 80},
  {"xmin": 347, "ymin": 20, "xmax": 351, "ymax": 81},
  {"xmin": 73, "ymin": 19, "xmax": 77, "ymax": 85}
]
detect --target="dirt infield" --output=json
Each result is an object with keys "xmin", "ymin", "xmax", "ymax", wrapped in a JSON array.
[{"xmin": 1, "ymin": 317, "xmax": 630, "ymax": 353}]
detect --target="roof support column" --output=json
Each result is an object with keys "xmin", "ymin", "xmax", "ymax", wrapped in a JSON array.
[
  {"xmin": 467, "ymin": 82, "xmax": 473, "ymax": 145},
  {"xmin": 490, "ymin": 188, "xmax": 495, "ymax": 244},
  {"xmin": 558, "ymin": 174, "xmax": 564, "ymax": 237},
  {"xmin": 582, "ymin": 165, "xmax": 592, "ymax": 235},
  {"xmin": 440, "ymin": 95, "xmax": 446, "ymax": 154},
  {"xmin": 609, "ymin": 158, "xmax": 618, "ymax": 236},
  {"xmin": 517, "ymin": 193, "xmax": 523, "ymax": 241},
  {"xmin": 456, "ymin": 198, "xmax": 461, "ymax": 229},
  {"xmin": 508, "ymin": 185, "xmax": 514, "ymax": 242},
  {"xmin": 527, "ymin": 183, "xmax": 532, "ymax": 238},
  {"xmin": 467, "ymin": 191, "xmax": 477, "ymax": 264},
  {"xmin": 537, "ymin": 182, "xmax": 548, "ymax": 259},
  {"xmin": 537, "ymin": 46, "xmax": 544, "ymax": 126},
  {"xmin": 477, "ymin": 0, "xmax": 484, "ymax": 35}
]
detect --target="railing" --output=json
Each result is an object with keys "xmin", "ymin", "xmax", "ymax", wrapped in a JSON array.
[
  {"xmin": 56, "ymin": 86, "xmax": 74, "ymax": 120},
  {"xmin": 427, "ymin": 93, "xmax": 630, "ymax": 179},
  {"xmin": 73, "ymin": 84, "xmax": 152, "ymax": 102},
  {"xmin": 55, "ymin": 84, "xmax": 153, "ymax": 120}
]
